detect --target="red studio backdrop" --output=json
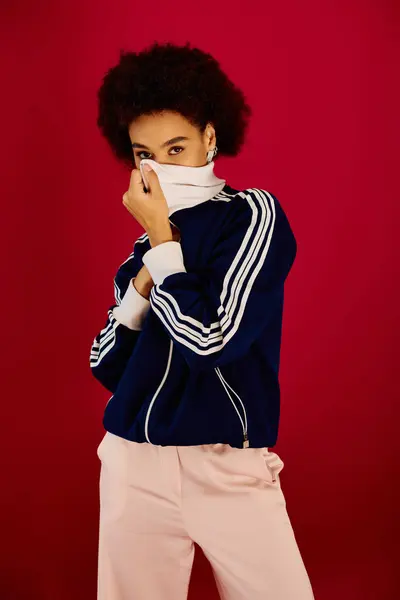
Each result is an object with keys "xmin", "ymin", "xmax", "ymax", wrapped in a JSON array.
[{"xmin": 1, "ymin": 1, "xmax": 398, "ymax": 599}]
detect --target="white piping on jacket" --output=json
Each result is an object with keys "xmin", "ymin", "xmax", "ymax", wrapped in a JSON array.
[
  {"xmin": 214, "ymin": 366, "xmax": 249, "ymax": 448},
  {"xmin": 144, "ymin": 339, "xmax": 174, "ymax": 444}
]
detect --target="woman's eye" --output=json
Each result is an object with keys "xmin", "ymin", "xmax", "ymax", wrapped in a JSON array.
[
  {"xmin": 137, "ymin": 151, "xmax": 151, "ymax": 159},
  {"xmin": 170, "ymin": 146, "xmax": 183, "ymax": 155},
  {"xmin": 136, "ymin": 146, "xmax": 183, "ymax": 160}
]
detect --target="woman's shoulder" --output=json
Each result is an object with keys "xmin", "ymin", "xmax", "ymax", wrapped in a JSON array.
[
  {"xmin": 214, "ymin": 185, "xmax": 296, "ymax": 249},
  {"xmin": 217, "ymin": 184, "xmax": 282, "ymax": 222}
]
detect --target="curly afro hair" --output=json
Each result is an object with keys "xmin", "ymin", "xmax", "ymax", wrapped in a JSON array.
[{"xmin": 96, "ymin": 41, "xmax": 252, "ymax": 170}]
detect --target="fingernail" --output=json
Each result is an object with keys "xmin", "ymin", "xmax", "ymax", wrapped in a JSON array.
[{"xmin": 143, "ymin": 164, "xmax": 152, "ymax": 172}]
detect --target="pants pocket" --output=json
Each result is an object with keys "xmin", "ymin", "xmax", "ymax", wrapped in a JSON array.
[
  {"xmin": 259, "ymin": 448, "xmax": 285, "ymax": 485},
  {"xmin": 96, "ymin": 431, "xmax": 109, "ymax": 461},
  {"xmin": 97, "ymin": 433, "xmax": 129, "ymax": 522}
]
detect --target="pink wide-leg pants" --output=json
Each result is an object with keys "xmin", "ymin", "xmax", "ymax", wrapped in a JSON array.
[{"xmin": 96, "ymin": 431, "xmax": 315, "ymax": 600}]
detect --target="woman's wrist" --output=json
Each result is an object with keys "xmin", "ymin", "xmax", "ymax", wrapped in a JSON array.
[
  {"xmin": 147, "ymin": 219, "xmax": 173, "ymax": 248},
  {"xmin": 133, "ymin": 266, "xmax": 154, "ymax": 299},
  {"xmin": 133, "ymin": 280, "xmax": 152, "ymax": 300}
]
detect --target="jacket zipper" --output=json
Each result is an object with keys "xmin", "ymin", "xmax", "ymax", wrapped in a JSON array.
[
  {"xmin": 214, "ymin": 366, "xmax": 249, "ymax": 448},
  {"xmin": 144, "ymin": 338, "xmax": 174, "ymax": 444}
]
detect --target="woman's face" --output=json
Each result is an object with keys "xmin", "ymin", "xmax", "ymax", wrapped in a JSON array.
[{"xmin": 128, "ymin": 110, "xmax": 216, "ymax": 169}]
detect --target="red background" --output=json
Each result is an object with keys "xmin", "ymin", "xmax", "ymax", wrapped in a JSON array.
[{"xmin": 1, "ymin": 1, "xmax": 398, "ymax": 598}]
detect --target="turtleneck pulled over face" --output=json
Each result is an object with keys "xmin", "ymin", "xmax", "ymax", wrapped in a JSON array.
[{"xmin": 139, "ymin": 158, "xmax": 226, "ymax": 218}]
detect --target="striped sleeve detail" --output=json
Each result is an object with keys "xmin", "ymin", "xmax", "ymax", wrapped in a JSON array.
[
  {"xmin": 114, "ymin": 233, "xmax": 149, "ymax": 305},
  {"xmin": 148, "ymin": 188, "xmax": 276, "ymax": 355},
  {"xmin": 89, "ymin": 232, "xmax": 149, "ymax": 376},
  {"xmin": 89, "ymin": 307, "xmax": 121, "ymax": 368}
]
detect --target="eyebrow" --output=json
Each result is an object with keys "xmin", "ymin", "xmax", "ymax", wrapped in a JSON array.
[{"xmin": 131, "ymin": 136, "xmax": 190, "ymax": 150}]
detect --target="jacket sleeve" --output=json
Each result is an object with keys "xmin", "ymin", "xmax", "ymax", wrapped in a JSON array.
[
  {"xmin": 89, "ymin": 233, "xmax": 151, "ymax": 392},
  {"xmin": 142, "ymin": 188, "xmax": 297, "ymax": 372}
]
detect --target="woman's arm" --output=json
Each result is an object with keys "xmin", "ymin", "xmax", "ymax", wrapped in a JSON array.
[
  {"xmin": 89, "ymin": 235, "xmax": 151, "ymax": 393},
  {"xmin": 142, "ymin": 189, "xmax": 297, "ymax": 372}
]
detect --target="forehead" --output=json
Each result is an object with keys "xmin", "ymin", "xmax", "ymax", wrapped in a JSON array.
[{"xmin": 128, "ymin": 111, "xmax": 198, "ymax": 144}]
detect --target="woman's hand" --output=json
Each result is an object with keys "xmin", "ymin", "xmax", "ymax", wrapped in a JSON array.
[
  {"xmin": 133, "ymin": 225, "xmax": 181, "ymax": 300},
  {"xmin": 122, "ymin": 165, "xmax": 172, "ymax": 247}
]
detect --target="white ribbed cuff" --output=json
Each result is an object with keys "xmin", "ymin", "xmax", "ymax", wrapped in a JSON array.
[
  {"xmin": 142, "ymin": 241, "xmax": 186, "ymax": 285},
  {"xmin": 112, "ymin": 278, "xmax": 151, "ymax": 331}
]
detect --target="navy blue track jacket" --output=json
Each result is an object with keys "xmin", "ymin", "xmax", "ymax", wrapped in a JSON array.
[{"xmin": 89, "ymin": 184, "xmax": 297, "ymax": 449}]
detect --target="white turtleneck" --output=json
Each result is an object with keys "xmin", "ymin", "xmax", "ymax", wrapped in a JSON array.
[
  {"xmin": 139, "ymin": 158, "xmax": 226, "ymax": 217},
  {"xmin": 112, "ymin": 158, "xmax": 226, "ymax": 331}
]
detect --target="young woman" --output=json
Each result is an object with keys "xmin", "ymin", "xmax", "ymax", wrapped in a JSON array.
[{"xmin": 91, "ymin": 41, "xmax": 315, "ymax": 600}]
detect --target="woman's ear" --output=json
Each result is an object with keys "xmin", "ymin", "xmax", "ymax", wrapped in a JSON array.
[{"xmin": 205, "ymin": 123, "xmax": 216, "ymax": 145}]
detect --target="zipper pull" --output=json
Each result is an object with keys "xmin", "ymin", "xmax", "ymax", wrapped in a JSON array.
[{"xmin": 243, "ymin": 432, "xmax": 249, "ymax": 449}]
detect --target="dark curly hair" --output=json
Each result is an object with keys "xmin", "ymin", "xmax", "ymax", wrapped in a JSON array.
[{"xmin": 96, "ymin": 41, "xmax": 252, "ymax": 170}]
